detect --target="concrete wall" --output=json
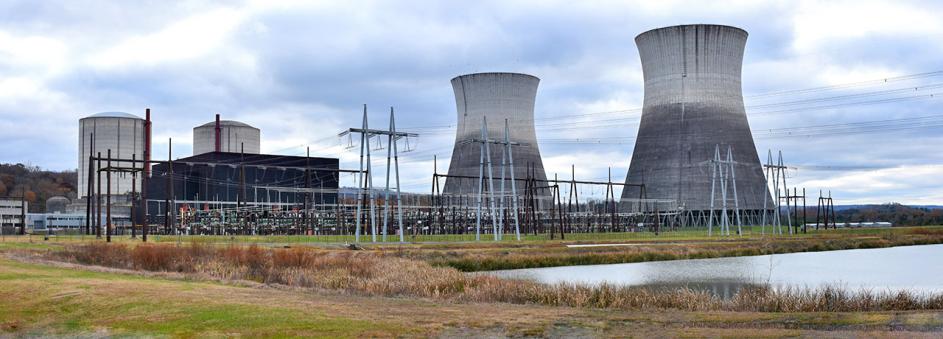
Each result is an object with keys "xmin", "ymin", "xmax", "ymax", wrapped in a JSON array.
[
  {"xmin": 78, "ymin": 115, "xmax": 145, "ymax": 198},
  {"xmin": 443, "ymin": 72, "xmax": 548, "ymax": 196},
  {"xmin": 192, "ymin": 121, "xmax": 261, "ymax": 155},
  {"xmin": 622, "ymin": 25, "xmax": 770, "ymax": 211}
]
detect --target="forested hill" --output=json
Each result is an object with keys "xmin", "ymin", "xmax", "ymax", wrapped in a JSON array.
[
  {"xmin": 835, "ymin": 203, "xmax": 943, "ymax": 226},
  {"xmin": 0, "ymin": 163, "xmax": 77, "ymax": 212}
]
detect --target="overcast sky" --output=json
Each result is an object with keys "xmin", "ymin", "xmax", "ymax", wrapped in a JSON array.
[{"xmin": 1, "ymin": 0, "xmax": 942, "ymax": 204}]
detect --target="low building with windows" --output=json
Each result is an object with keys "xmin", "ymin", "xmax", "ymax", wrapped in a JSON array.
[
  {"xmin": 0, "ymin": 199, "xmax": 27, "ymax": 233},
  {"xmin": 27, "ymin": 213, "xmax": 89, "ymax": 233}
]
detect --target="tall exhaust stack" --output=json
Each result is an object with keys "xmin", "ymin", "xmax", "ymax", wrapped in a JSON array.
[
  {"xmin": 443, "ymin": 72, "xmax": 548, "ymax": 196},
  {"xmin": 214, "ymin": 113, "xmax": 221, "ymax": 152},
  {"xmin": 622, "ymin": 24, "xmax": 769, "ymax": 212}
]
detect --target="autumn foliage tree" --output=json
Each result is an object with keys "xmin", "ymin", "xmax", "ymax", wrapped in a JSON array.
[{"xmin": 0, "ymin": 163, "xmax": 77, "ymax": 212}]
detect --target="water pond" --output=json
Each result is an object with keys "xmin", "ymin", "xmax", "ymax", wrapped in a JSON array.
[{"xmin": 490, "ymin": 244, "xmax": 943, "ymax": 298}]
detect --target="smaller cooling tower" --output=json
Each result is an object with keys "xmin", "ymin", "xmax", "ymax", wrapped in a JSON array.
[
  {"xmin": 443, "ymin": 72, "xmax": 548, "ymax": 196},
  {"xmin": 193, "ymin": 117, "xmax": 261, "ymax": 155}
]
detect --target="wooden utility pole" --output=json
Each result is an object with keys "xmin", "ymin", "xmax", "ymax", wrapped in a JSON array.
[
  {"xmin": 165, "ymin": 139, "xmax": 172, "ymax": 235},
  {"xmin": 142, "ymin": 108, "xmax": 151, "ymax": 242},
  {"xmin": 131, "ymin": 153, "xmax": 137, "ymax": 238},
  {"xmin": 85, "ymin": 132, "xmax": 94, "ymax": 235},
  {"xmin": 106, "ymin": 149, "xmax": 112, "ymax": 242},
  {"xmin": 96, "ymin": 152, "xmax": 102, "ymax": 238},
  {"xmin": 19, "ymin": 187, "xmax": 26, "ymax": 235}
]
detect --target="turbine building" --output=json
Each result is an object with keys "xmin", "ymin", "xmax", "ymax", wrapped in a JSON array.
[
  {"xmin": 621, "ymin": 24, "xmax": 769, "ymax": 213},
  {"xmin": 443, "ymin": 72, "xmax": 548, "ymax": 196}
]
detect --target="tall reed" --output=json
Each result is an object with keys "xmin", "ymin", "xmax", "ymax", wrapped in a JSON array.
[{"xmin": 53, "ymin": 242, "xmax": 943, "ymax": 312}]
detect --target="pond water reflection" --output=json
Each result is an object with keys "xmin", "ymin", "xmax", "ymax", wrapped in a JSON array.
[{"xmin": 490, "ymin": 244, "xmax": 943, "ymax": 297}]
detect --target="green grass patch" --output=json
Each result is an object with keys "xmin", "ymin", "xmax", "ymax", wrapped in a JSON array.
[{"xmin": 0, "ymin": 258, "xmax": 408, "ymax": 337}]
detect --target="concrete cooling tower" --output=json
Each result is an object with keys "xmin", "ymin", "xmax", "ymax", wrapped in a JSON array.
[
  {"xmin": 78, "ymin": 112, "xmax": 146, "ymax": 198},
  {"xmin": 622, "ymin": 24, "xmax": 769, "ymax": 211},
  {"xmin": 443, "ymin": 72, "xmax": 548, "ymax": 196},
  {"xmin": 193, "ymin": 116, "xmax": 261, "ymax": 155}
]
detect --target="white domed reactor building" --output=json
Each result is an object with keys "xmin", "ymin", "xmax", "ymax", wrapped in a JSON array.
[
  {"xmin": 192, "ymin": 115, "xmax": 261, "ymax": 155},
  {"xmin": 78, "ymin": 112, "xmax": 146, "ymax": 197},
  {"xmin": 443, "ymin": 72, "xmax": 548, "ymax": 196},
  {"xmin": 621, "ymin": 24, "xmax": 769, "ymax": 214}
]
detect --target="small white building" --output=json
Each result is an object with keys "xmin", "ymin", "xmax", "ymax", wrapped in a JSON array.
[
  {"xmin": 27, "ymin": 213, "xmax": 87, "ymax": 233},
  {"xmin": 0, "ymin": 199, "xmax": 28, "ymax": 232}
]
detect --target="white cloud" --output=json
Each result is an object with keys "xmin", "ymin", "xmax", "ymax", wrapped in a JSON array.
[
  {"xmin": 0, "ymin": 31, "xmax": 69, "ymax": 76},
  {"xmin": 87, "ymin": 7, "xmax": 249, "ymax": 69},
  {"xmin": 792, "ymin": 0, "xmax": 943, "ymax": 53},
  {"xmin": 797, "ymin": 165, "xmax": 943, "ymax": 204}
]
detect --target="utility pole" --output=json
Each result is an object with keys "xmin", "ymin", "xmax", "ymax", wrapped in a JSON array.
[
  {"xmin": 339, "ymin": 105, "xmax": 417, "ymax": 243},
  {"xmin": 143, "ymin": 108, "xmax": 150, "ymax": 242},
  {"xmin": 381, "ymin": 107, "xmax": 407, "ymax": 242},
  {"xmin": 240, "ymin": 142, "xmax": 246, "ymax": 235},
  {"xmin": 391, "ymin": 108, "xmax": 405, "ymax": 243},
  {"xmin": 19, "ymin": 187, "xmax": 26, "ymax": 235},
  {"xmin": 727, "ymin": 146, "xmax": 742, "ymax": 236},
  {"xmin": 85, "ymin": 132, "xmax": 94, "ymax": 235},
  {"xmin": 305, "ymin": 146, "xmax": 310, "ymax": 236},
  {"xmin": 482, "ymin": 117, "xmax": 499, "ymax": 240},
  {"xmin": 468, "ymin": 117, "xmax": 521, "ymax": 241},
  {"xmin": 165, "ymin": 139, "xmax": 173, "ymax": 236},
  {"xmin": 708, "ymin": 145, "xmax": 740, "ymax": 236},
  {"xmin": 131, "ymin": 153, "xmax": 137, "ymax": 239},
  {"xmin": 97, "ymin": 151, "xmax": 102, "ymax": 239},
  {"xmin": 763, "ymin": 150, "xmax": 788, "ymax": 235},
  {"xmin": 505, "ymin": 119, "xmax": 521, "ymax": 241},
  {"xmin": 383, "ymin": 110, "xmax": 393, "ymax": 242},
  {"xmin": 355, "ymin": 105, "xmax": 367, "ymax": 242},
  {"xmin": 106, "ymin": 149, "xmax": 112, "ymax": 242}
]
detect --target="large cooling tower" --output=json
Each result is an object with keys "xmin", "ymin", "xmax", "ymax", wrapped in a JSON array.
[
  {"xmin": 193, "ymin": 119, "xmax": 260, "ymax": 155},
  {"xmin": 622, "ymin": 24, "xmax": 769, "ymax": 211},
  {"xmin": 443, "ymin": 72, "xmax": 548, "ymax": 196},
  {"xmin": 78, "ymin": 112, "xmax": 146, "ymax": 198}
]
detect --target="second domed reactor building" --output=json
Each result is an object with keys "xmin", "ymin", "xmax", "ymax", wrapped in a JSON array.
[
  {"xmin": 443, "ymin": 72, "xmax": 548, "ymax": 196},
  {"xmin": 622, "ymin": 24, "xmax": 769, "ymax": 213}
]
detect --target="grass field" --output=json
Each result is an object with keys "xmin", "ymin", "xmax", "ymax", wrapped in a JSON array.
[
  {"xmin": 3, "ymin": 253, "xmax": 943, "ymax": 337},
  {"xmin": 2, "ymin": 228, "xmax": 943, "ymax": 337}
]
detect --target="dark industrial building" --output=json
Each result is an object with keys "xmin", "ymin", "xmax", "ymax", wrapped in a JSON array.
[{"xmin": 145, "ymin": 152, "xmax": 339, "ymax": 221}]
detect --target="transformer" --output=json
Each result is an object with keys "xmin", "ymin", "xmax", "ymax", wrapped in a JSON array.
[
  {"xmin": 443, "ymin": 72, "xmax": 548, "ymax": 196},
  {"xmin": 622, "ymin": 24, "xmax": 769, "ymax": 211}
]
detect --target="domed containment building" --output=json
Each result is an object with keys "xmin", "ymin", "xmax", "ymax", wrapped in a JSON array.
[
  {"xmin": 46, "ymin": 196, "xmax": 70, "ymax": 214},
  {"xmin": 78, "ymin": 112, "xmax": 146, "ymax": 197},
  {"xmin": 443, "ymin": 72, "xmax": 548, "ymax": 196},
  {"xmin": 192, "ymin": 116, "xmax": 261, "ymax": 155},
  {"xmin": 621, "ymin": 25, "xmax": 769, "ymax": 213}
]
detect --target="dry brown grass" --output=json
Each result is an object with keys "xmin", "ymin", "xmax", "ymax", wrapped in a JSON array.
[
  {"xmin": 52, "ymin": 242, "xmax": 943, "ymax": 313},
  {"xmin": 398, "ymin": 229, "xmax": 943, "ymax": 271}
]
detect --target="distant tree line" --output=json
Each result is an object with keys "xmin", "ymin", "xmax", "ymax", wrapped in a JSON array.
[
  {"xmin": 831, "ymin": 203, "xmax": 943, "ymax": 226},
  {"xmin": 0, "ymin": 163, "xmax": 77, "ymax": 212}
]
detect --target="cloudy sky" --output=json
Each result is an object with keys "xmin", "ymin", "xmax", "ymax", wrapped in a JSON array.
[{"xmin": 1, "ymin": 0, "xmax": 942, "ymax": 204}]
